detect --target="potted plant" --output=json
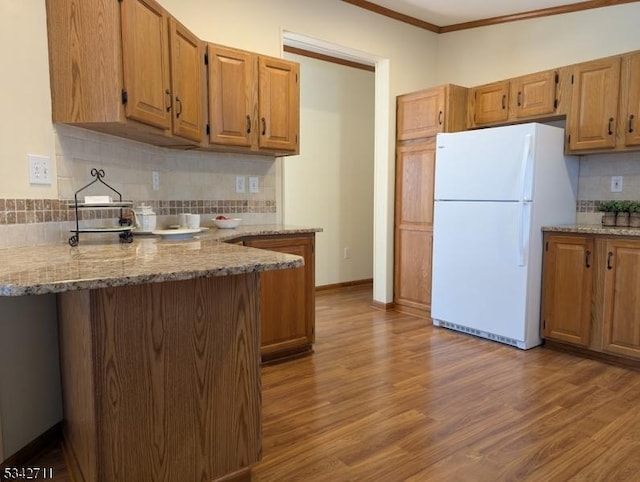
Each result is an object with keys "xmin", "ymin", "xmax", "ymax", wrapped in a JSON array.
[
  {"xmin": 630, "ymin": 201, "xmax": 640, "ymax": 228},
  {"xmin": 598, "ymin": 200, "xmax": 617, "ymax": 226},
  {"xmin": 615, "ymin": 200, "xmax": 632, "ymax": 227}
]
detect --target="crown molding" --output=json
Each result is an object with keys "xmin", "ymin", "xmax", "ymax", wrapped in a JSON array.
[{"xmin": 341, "ymin": 0, "xmax": 640, "ymax": 33}]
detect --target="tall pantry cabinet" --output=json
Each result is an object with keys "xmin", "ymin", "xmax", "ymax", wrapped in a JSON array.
[{"xmin": 394, "ymin": 85, "xmax": 467, "ymax": 317}]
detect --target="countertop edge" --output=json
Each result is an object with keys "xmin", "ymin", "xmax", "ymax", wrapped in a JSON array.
[
  {"xmin": 542, "ymin": 224, "xmax": 640, "ymax": 237},
  {"xmin": 0, "ymin": 257, "xmax": 304, "ymax": 297},
  {"xmin": 0, "ymin": 224, "xmax": 321, "ymax": 296}
]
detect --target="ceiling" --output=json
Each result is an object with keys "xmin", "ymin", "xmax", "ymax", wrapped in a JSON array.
[{"xmin": 344, "ymin": 0, "xmax": 638, "ymax": 31}]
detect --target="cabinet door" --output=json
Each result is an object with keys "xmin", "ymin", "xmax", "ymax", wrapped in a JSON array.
[
  {"xmin": 511, "ymin": 70, "xmax": 557, "ymax": 119},
  {"xmin": 207, "ymin": 44, "xmax": 256, "ymax": 147},
  {"xmin": 394, "ymin": 140, "xmax": 435, "ymax": 314},
  {"xmin": 397, "ymin": 87, "xmax": 445, "ymax": 140},
  {"xmin": 258, "ymin": 57, "xmax": 300, "ymax": 152},
  {"xmin": 169, "ymin": 19, "xmax": 203, "ymax": 142},
  {"xmin": 120, "ymin": 0, "xmax": 172, "ymax": 129},
  {"xmin": 244, "ymin": 235, "xmax": 314, "ymax": 361},
  {"xmin": 602, "ymin": 239, "xmax": 640, "ymax": 359},
  {"xmin": 471, "ymin": 80, "xmax": 509, "ymax": 125},
  {"xmin": 620, "ymin": 53, "xmax": 640, "ymax": 147},
  {"xmin": 541, "ymin": 234, "xmax": 593, "ymax": 347},
  {"xmin": 568, "ymin": 58, "xmax": 620, "ymax": 151}
]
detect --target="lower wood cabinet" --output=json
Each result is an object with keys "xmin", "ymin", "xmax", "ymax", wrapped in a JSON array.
[
  {"xmin": 542, "ymin": 232, "xmax": 640, "ymax": 362},
  {"xmin": 541, "ymin": 234, "xmax": 593, "ymax": 347},
  {"xmin": 241, "ymin": 233, "xmax": 315, "ymax": 362},
  {"xmin": 601, "ymin": 238, "xmax": 640, "ymax": 358}
]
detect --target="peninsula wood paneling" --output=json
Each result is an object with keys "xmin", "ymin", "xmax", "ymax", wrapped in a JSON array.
[{"xmin": 57, "ymin": 274, "xmax": 261, "ymax": 482}]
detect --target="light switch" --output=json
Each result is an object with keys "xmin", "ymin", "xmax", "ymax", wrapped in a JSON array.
[
  {"xmin": 249, "ymin": 176, "xmax": 259, "ymax": 193},
  {"xmin": 236, "ymin": 176, "xmax": 246, "ymax": 193}
]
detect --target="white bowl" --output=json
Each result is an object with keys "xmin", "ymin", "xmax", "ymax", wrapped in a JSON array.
[{"xmin": 213, "ymin": 218, "xmax": 241, "ymax": 229}]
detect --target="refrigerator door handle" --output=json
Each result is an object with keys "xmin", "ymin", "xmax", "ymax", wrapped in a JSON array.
[
  {"xmin": 518, "ymin": 202, "xmax": 531, "ymax": 267},
  {"xmin": 519, "ymin": 134, "xmax": 534, "ymax": 201}
]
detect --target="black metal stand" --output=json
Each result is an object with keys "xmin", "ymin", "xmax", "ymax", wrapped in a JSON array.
[{"xmin": 69, "ymin": 168, "xmax": 133, "ymax": 247}]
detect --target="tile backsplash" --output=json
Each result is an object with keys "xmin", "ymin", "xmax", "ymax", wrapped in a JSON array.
[
  {"xmin": 3, "ymin": 124, "xmax": 640, "ymax": 248},
  {"xmin": 0, "ymin": 125, "xmax": 281, "ymax": 248},
  {"xmin": 576, "ymin": 151, "xmax": 640, "ymax": 224}
]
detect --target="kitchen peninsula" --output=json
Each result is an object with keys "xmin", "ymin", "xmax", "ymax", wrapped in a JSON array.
[{"xmin": 0, "ymin": 227, "xmax": 314, "ymax": 482}]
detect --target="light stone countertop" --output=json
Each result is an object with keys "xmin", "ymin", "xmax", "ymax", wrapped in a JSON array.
[
  {"xmin": 542, "ymin": 224, "xmax": 640, "ymax": 237},
  {"xmin": 0, "ymin": 225, "xmax": 321, "ymax": 296}
]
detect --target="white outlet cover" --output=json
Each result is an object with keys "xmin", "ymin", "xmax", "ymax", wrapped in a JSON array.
[
  {"xmin": 611, "ymin": 176, "xmax": 623, "ymax": 193},
  {"xmin": 28, "ymin": 155, "xmax": 52, "ymax": 185}
]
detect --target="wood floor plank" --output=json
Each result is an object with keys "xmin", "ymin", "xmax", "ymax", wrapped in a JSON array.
[{"xmin": 20, "ymin": 283, "xmax": 640, "ymax": 481}]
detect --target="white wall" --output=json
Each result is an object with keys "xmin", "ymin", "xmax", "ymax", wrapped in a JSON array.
[
  {"xmin": 0, "ymin": 295, "xmax": 62, "ymax": 460},
  {"xmin": 0, "ymin": 0, "xmax": 56, "ymax": 199},
  {"xmin": 283, "ymin": 53, "xmax": 375, "ymax": 287},
  {"xmin": 436, "ymin": 3, "xmax": 640, "ymax": 86}
]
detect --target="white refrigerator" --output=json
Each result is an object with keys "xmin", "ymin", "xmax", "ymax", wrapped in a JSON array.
[{"xmin": 431, "ymin": 123, "xmax": 579, "ymax": 349}]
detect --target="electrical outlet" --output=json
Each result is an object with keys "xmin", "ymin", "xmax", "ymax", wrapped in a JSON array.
[
  {"xmin": 152, "ymin": 171, "xmax": 160, "ymax": 191},
  {"xmin": 611, "ymin": 176, "xmax": 623, "ymax": 193},
  {"xmin": 235, "ymin": 176, "xmax": 246, "ymax": 193},
  {"xmin": 28, "ymin": 155, "xmax": 52, "ymax": 185},
  {"xmin": 249, "ymin": 176, "xmax": 259, "ymax": 193}
]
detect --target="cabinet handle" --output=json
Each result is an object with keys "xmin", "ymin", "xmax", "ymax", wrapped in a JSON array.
[
  {"xmin": 165, "ymin": 89, "xmax": 172, "ymax": 112},
  {"xmin": 608, "ymin": 117, "xmax": 614, "ymax": 135},
  {"xmin": 438, "ymin": 111, "xmax": 443, "ymax": 125},
  {"xmin": 607, "ymin": 251, "xmax": 613, "ymax": 270},
  {"xmin": 261, "ymin": 117, "xmax": 266, "ymax": 136},
  {"xmin": 629, "ymin": 114, "xmax": 635, "ymax": 133},
  {"xmin": 501, "ymin": 94, "xmax": 506, "ymax": 110},
  {"xmin": 246, "ymin": 115, "xmax": 252, "ymax": 134},
  {"xmin": 517, "ymin": 91, "xmax": 522, "ymax": 107},
  {"xmin": 175, "ymin": 97, "xmax": 182, "ymax": 118},
  {"xmin": 585, "ymin": 250, "xmax": 591, "ymax": 268}
]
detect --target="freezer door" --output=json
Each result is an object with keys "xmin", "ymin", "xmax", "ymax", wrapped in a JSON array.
[
  {"xmin": 435, "ymin": 124, "xmax": 536, "ymax": 201},
  {"xmin": 431, "ymin": 201, "xmax": 532, "ymax": 342}
]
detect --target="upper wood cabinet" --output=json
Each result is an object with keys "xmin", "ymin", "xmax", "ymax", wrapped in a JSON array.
[
  {"xmin": 207, "ymin": 45, "xmax": 256, "ymax": 148},
  {"xmin": 397, "ymin": 85, "xmax": 468, "ymax": 140},
  {"xmin": 208, "ymin": 45, "xmax": 299, "ymax": 155},
  {"xmin": 169, "ymin": 18, "xmax": 205, "ymax": 143},
  {"xmin": 258, "ymin": 57, "xmax": 300, "ymax": 152},
  {"xmin": 567, "ymin": 57, "xmax": 621, "ymax": 151},
  {"xmin": 619, "ymin": 52, "xmax": 640, "ymax": 147},
  {"xmin": 46, "ymin": 0, "xmax": 204, "ymax": 146},
  {"xmin": 120, "ymin": 0, "xmax": 172, "ymax": 130},
  {"xmin": 511, "ymin": 70, "xmax": 558, "ymax": 119},
  {"xmin": 469, "ymin": 70, "xmax": 562, "ymax": 127},
  {"xmin": 469, "ymin": 80, "xmax": 510, "ymax": 126}
]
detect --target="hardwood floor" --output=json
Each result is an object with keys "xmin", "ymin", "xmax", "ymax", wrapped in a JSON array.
[{"xmin": 18, "ymin": 284, "xmax": 640, "ymax": 481}]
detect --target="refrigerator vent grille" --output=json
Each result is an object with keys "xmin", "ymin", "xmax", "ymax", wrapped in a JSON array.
[{"xmin": 438, "ymin": 320, "xmax": 519, "ymax": 348}]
